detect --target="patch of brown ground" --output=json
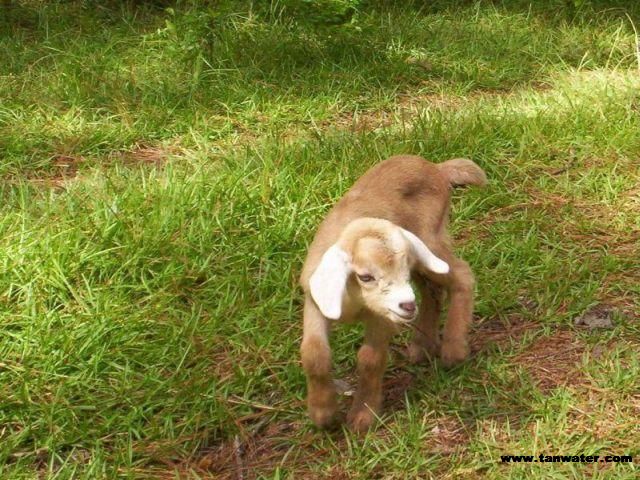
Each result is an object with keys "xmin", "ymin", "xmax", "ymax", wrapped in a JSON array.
[
  {"xmin": 175, "ymin": 365, "xmax": 465, "ymax": 478},
  {"xmin": 524, "ymin": 184, "xmax": 639, "ymax": 248},
  {"xmin": 17, "ymin": 145, "xmax": 175, "ymax": 189},
  {"xmin": 538, "ymin": 188, "xmax": 640, "ymax": 316},
  {"xmin": 210, "ymin": 349, "xmax": 238, "ymax": 385},
  {"xmin": 429, "ymin": 416, "xmax": 470, "ymax": 455},
  {"xmin": 476, "ymin": 418, "xmax": 515, "ymax": 447},
  {"xmin": 383, "ymin": 370, "xmax": 415, "ymax": 410},
  {"xmin": 190, "ymin": 420, "xmax": 343, "ymax": 480},
  {"xmin": 598, "ymin": 277, "xmax": 639, "ymax": 318},
  {"xmin": 460, "ymin": 175, "xmax": 639, "ymax": 318},
  {"xmin": 317, "ymin": 89, "xmax": 509, "ymax": 135},
  {"xmin": 28, "ymin": 154, "xmax": 85, "ymax": 188},
  {"xmin": 158, "ymin": 321, "xmax": 595, "ymax": 478},
  {"xmin": 579, "ymin": 391, "xmax": 640, "ymax": 444},
  {"xmin": 167, "ymin": 313, "xmax": 625, "ymax": 478},
  {"xmin": 515, "ymin": 388, "xmax": 640, "ymax": 476},
  {"xmin": 116, "ymin": 145, "xmax": 173, "ymax": 166},
  {"xmin": 471, "ymin": 314, "xmax": 539, "ymax": 353},
  {"xmin": 513, "ymin": 330, "xmax": 586, "ymax": 392}
]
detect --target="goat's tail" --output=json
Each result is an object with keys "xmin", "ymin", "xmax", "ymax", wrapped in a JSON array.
[{"xmin": 437, "ymin": 158, "xmax": 487, "ymax": 187}]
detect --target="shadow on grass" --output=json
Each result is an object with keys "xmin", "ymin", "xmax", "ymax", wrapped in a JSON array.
[
  {"xmin": 2, "ymin": 0, "xmax": 640, "ymax": 177},
  {"xmin": 3, "ymin": 0, "xmax": 640, "ymax": 100}
]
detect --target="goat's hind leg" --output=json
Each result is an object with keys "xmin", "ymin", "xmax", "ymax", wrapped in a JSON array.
[
  {"xmin": 421, "ymin": 249, "xmax": 475, "ymax": 368},
  {"xmin": 407, "ymin": 278, "xmax": 442, "ymax": 364},
  {"xmin": 440, "ymin": 258, "xmax": 474, "ymax": 367},
  {"xmin": 301, "ymin": 295, "xmax": 337, "ymax": 428}
]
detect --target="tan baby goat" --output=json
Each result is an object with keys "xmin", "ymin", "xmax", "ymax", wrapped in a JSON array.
[{"xmin": 299, "ymin": 155, "xmax": 486, "ymax": 432}]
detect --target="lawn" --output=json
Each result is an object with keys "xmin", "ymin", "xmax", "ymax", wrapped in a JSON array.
[{"xmin": 1, "ymin": 0, "xmax": 639, "ymax": 478}]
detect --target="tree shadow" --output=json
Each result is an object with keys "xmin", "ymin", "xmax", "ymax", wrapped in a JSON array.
[{"xmin": 4, "ymin": 0, "xmax": 640, "ymax": 97}]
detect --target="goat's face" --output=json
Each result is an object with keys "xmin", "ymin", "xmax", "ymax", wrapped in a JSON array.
[
  {"xmin": 308, "ymin": 218, "xmax": 449, "ymax": 322},
  {"xmin": 349, "ymin": 235, "xmax": 417, "ymax": 323}
]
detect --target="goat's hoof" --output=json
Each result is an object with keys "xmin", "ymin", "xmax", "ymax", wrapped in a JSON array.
[
  {"xmin": 309, "ymin": 404, "xmax": 338, "ymax": 429},
  {"xmin": 347, "ymin": 407, "xmax": 376, "ymax": 433},
  {"xmin": 407, "ymin": 340, "xmax": 440, "ymax": 364},
  {"xmin": 309, "ymin": 408, "xmax": 338, "ymax": 429},
  {"xmin": 440, "ymin": 340, "xmax": 469, "ymax": 368}
]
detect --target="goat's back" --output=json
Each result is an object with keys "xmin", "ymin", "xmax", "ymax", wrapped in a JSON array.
[{"xmin": 300, "ymin": 155, "xmax": 451, "ymax": 290}]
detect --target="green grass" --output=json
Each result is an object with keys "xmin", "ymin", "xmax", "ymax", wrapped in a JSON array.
[{"xmin": 1, "ymin": 0, "xmax": 639, "ymax": 478}]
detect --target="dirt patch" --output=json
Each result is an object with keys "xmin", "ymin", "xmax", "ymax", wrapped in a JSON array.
[
  {"xmin": 192, "ymin": 421, "xmax": 337, "ymax": 480},
  {"xmin": 320, "ymin": 90, "xmax": 496, "ymax": 135},
  {"xmin": 115, "ymin": 145, "xmax": 172, "ymax": 167},
  {"xmin": 471, "ymin": 314, "xmax": 538, "ymax": 354},
  {"xmin": 182, "ymin": 368, "xmax": 452, "ymax": 478},
  {"xmin": 513, "ymin": 330, "xmax": 586, "ymax": 392},
  {"xmin": 17, "ymin": 145, "xmax": 175, "ymax": 189},
  {"xmin": 523, "ymin": 184, "xmax": 640, "ymax": 255},
  {"xmin": 26, "ymin": 154, "xmax": 85, "ymax": 188},
  {"xmin": 50, "ymin": 154, "xmax": 83, "ymax": 177},
  {"xmin": 210, "ymin": 349, "xmax": 238, "ymax": 385},
  {"xmin": 429, "ymin": 416, "xmax": 470, "ymax": 455},
  {"xmin": 598, "ymin": 276, "xmax": 640, "ymax": 317},
  {"xmin": 383, "ymin": 371, "xmax": 415, "ymax": 410}
]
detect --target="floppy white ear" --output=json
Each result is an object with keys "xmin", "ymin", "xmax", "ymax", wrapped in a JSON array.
[
  {"xmin": 309, "ymin": 245, "xmax": 351, "ymax": 320},
  {"xmin": 400, "ymin": 228, "xmax": 450, "ymax": 274}
]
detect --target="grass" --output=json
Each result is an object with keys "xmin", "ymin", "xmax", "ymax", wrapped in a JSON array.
[{"xmin": 1, "ymin": 0, "xmax": 639, "ymax": 478}]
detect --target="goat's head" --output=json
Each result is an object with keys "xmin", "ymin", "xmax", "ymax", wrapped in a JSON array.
[{"xmin": 309, "ymin": 218, "xmax": 449, "ymax": 322}]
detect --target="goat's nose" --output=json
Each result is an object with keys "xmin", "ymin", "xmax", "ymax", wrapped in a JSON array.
[{"xmin": 399, "ymin": 301, "xmax": 416, "ymax": 314}]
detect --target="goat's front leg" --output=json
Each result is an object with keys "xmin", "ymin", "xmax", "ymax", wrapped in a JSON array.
[
  {"xmin": 347, "ymin": 317, "xmax": 394, "ymax": 433},
  {"xmin": 301, "ymin": 295, "xmax": 337, "ymax": 428},
  {"xmin": 441, "ymin": 259, "xmax": 474, "ymax": 368}
]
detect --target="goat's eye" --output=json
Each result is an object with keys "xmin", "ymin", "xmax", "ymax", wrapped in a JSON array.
[{"xmin": 357, "ymin": 273, "xmax": 375, "ymax": 283}]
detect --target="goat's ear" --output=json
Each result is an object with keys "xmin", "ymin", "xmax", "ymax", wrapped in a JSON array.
[
  {"xmin": 309, "ymin": 245, "xmax": 351, "ymax": 320},
  {"xmin": 400, "ymin": 228, "xmax": 450, "ymax": 274}
]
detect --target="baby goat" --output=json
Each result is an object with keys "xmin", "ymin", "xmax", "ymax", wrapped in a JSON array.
[{"xmin": 299, "ymin": 155, "xmax": 487, "ymax": 432}]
